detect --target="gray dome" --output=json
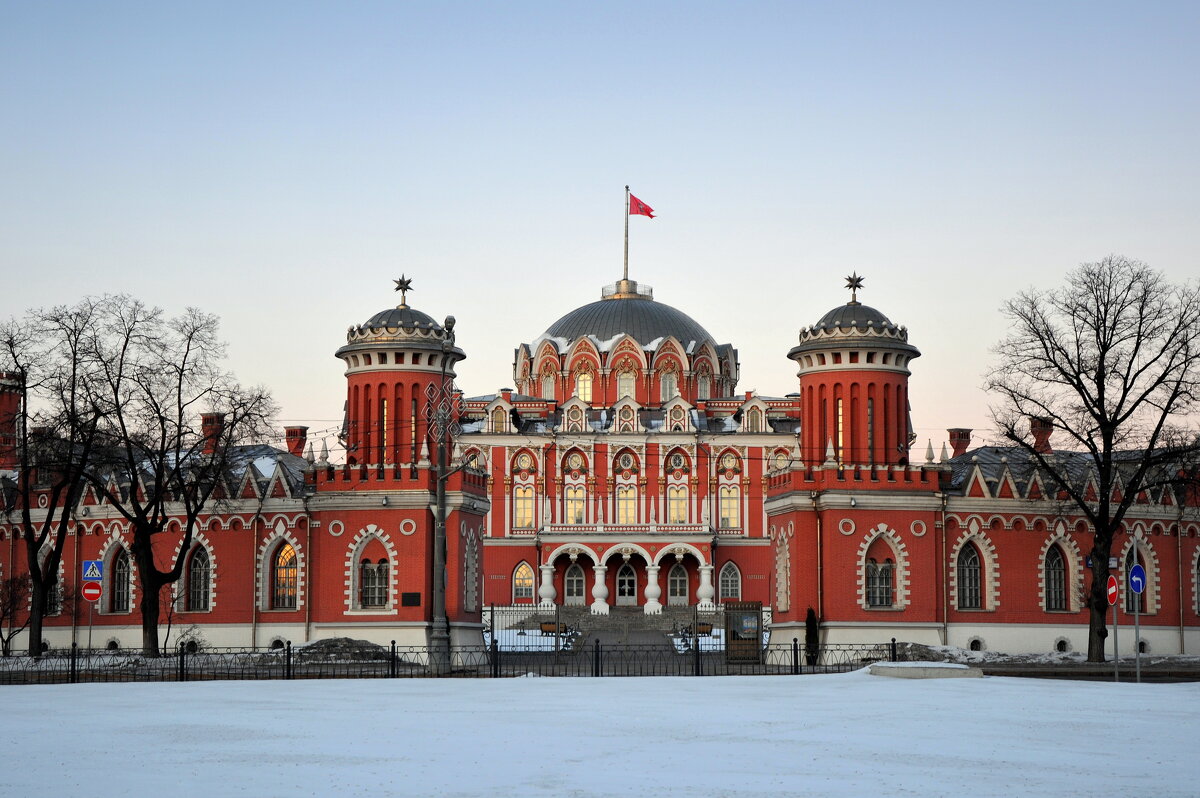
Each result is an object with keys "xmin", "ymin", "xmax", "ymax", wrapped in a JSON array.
[
  {"xmin": 545, "ymin": 296, "xmax": 715, "ymax": 347},
  {"xmin": 814, "ymin": 302, "xmax": 895, "ymax": 331},
  {"xmin": 358, "ymin": 306, "xmax": 441, "ymax": 332}
]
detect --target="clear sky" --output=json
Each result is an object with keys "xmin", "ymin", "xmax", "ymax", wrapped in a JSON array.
[{"xmin": 2, "ymin": 2, "xmax": 1197, "ymax": 454}]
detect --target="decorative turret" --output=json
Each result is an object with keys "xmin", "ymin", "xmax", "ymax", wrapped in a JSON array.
[
  {"xmin": 335, "ymin": 276, "xmax": 465, "ymax": 467},
  {"xmin": 788, "ymin": 274, "xmax": 920, "ymax": 466}
]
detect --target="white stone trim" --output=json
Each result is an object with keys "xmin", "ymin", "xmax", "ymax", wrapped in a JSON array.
[
  {"xmin": 949, "ymin": 531, "xmax": 999, "ymax": 611},
  {"xmin": 1038, "ymin": 534, "xmax": 1083, "ymax": 613},
  {"xmin": 169, "ymin": 531, "xmax": 217, "ymax": 614},
  {"xmin": 97, "ymin": 529, "xmax": 136, "ymax": 616},
  {"xmin": 1120, "ymin": 531, "xmax": 1160, "ymax": 616},
  {"xmin": 857, "ymin": 523, "xmax": 910, "ymax": 611},
  {"xmin": 257, "ymin": 522, "xmax": 306, "ymax": 611},
  {"xmin": 344, "ymin": 524, "xmax": 399, "ymax": 612}
]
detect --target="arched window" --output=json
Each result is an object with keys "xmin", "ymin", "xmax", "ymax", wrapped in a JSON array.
[
  {"xmin": 564, "ymin": 486, "xmax": 586, "ymax": 524},
  {"xmin": 1045, "ymin": 545, "xmax": 1067, "ymax": 611},
  {"xmin": 272, "ymin": 543, "xmax": 298, "ymax": 610},
  {"xmin": 490, "ymin": 407, "xmax": 506, "ymax": 433},
  {"xmin": 659, "ymin": 371, "xmax": 677, "ymax": 403},
  {"xmin": 513, "ymin": 486, "xmax": 535, "ymax": 529},
  {"xmin": 697, "ymin": 373, "xmax": 711, "ymax": 400},
  {"xmin": 111, "ymin": 548, "xmax": 131, "ymax": 613},
  {"xmin": 719, "ymin": 486, "xmax": 740, "ymax": 529},
  {"xmin": 719, "ymin": 562, "xmax": 742, "ymax": 601},
  {"xmin": 745, "ymin": 409, "xmax": 762, "ymax": 433},
  {"xmin": 666, "ymin": 485, "xmax": 688, "ymax": 524},
  {"xmin": 866, "ymin": 558, "xmax": 894, "ymax": 608},
  {"xmin": 615, "ymin": 485, "xmax": 637, "ymax": 525},
  {"xmin": 616, "ymin": 562, "xmax": 637, "ymax": 606},
  {"xmin": 512, "ymin": 562, "xmax": 535, "ymax": 603},
  {"xmin": 186, "ymin": 547, "xmax": 211, "ymax": 612},
  {"xmin": 575, "ymin": 372, "xmax": 592, "ymax": 403},
  {"xmin": 360, "ymin": 558, "xmax": 389, "ymax": 608},
  {"xmin": 667, "ymin": 563, "xmax": 688, "ymax": 606},
  {"xmin": 541, "ymin": 372, "xmax": 555, "ymax": 399},
  {"xmin": 957, "ymin": 544, "xmax": 982, "ymax": 609},
  {"xmin": 1125, "ymin": 546, "xmax": 1146, "ymax": 614},
  {"xmin": 565, "ymin": 563, "xmax": 586, "ymax": 605},
  {"xmin": 617, "ymin": 370, "xmax": 636, "ymax": 399}
]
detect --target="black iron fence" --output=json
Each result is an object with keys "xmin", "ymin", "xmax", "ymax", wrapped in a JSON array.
[{"xmin": 0, "ymin": 637, "xmax": 901, "ymax": 685}]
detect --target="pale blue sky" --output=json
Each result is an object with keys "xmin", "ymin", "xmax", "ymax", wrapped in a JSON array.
[{"xmin": 3, "ymin": 2, "xmax": 1197, "ymax": 451}]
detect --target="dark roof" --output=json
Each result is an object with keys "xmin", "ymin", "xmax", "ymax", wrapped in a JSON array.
[
  {"xmin": 544, "ymin": 296, "xmax": 717, "ymax": 349},
  {"xmin": 358, "ymin": 306, "xmax": 441, "ymax": 332},
  {"xmin": 814, "ymin": 302, "xmax": 895, "ymax": 331}
]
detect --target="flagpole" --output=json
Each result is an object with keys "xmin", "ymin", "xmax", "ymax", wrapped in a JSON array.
[{"xmin": 623, "ymin": 185, "xmax": 630, "ymax": 282}]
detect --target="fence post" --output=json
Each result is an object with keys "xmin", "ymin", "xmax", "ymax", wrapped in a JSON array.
[
  {"xmin": 390, "ymin": 640, "xmax": 397, "ymax": 678},
  {"xmin": 890, "ymin": 637, "xmax": 897, "ymax": 662},
  {"xmin": 693, "ymin": 635, "xmax": 701, "ymax": 676},
  {"xmin": 70, "ymin": 642, "xmax": 78, "ymax": 684},
  {"xmin": 792, "ymin": 637, "xmax": 800, "ymax": 675},
  {"xmin": 286, "ymin": 641, "xmax": 293, "ymax": 679},
  {"xmin": 490, "ymin": 638, "xmax": 499, "ymax": 678},
  {"xmin": 179, "ymin": 641, "xmax": 187, "ymax": 682},
  {"xmin": 593, "ymin": 639, "xmax": 601, "ymax": 677}
]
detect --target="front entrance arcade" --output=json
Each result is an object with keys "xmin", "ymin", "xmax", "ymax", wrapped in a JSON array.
[{"xmin": 537, "ymin": 543, "xmax": 715, "ymax": 615}]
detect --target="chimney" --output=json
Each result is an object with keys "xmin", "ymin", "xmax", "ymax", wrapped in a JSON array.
[
  {"xmin": 201, "ymin": 413, "xmax": 226, "ymax": 456},
  {"xmin": 948, "ymin": 428, "xmax": 972, "ymax": 458},
  {"xmin": 285, "ymin": 426, "xmax": 308, "ymax": 457},
  {"xmin": 0, "ymin": 371, "xmax": 22, "ymax": 471},
  {"xmin": 1030, "ymin": 417, "xmax": 1053, "ymax": 454}
]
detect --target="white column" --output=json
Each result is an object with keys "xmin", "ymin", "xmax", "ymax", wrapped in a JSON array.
[
  {"xmin": 643, "ymin": 564, "xmax": 662, "ymax": 615},
  {"xmin": 538, "ymin": 564, "xmax": 556, "ymax": 607},
  {"xmin": 590, "ymin": 564, "xmax": 610, "ymax": 615},
  {"xmin": 697, "ymin": 564, "xmax": 716, "ymax": 612}
]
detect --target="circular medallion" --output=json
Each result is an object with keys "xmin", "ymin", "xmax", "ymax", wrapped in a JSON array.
[
  {"xmin": 567, "ymin": 452, "xmax": 584, "ymax": 470},
  {"xmin": 670, "ymin": 453, "xmax": 685, "ymax": 469},
  {"xmin": 838, "ymin": 518, "xmax": 855, "ymax": 536},
  {"xmin": 721, "ymin": 453, "xmax": 737, "ymax": 470},
  {"xmin": 910, "ymin": 520, "xmax": 927, "ymax": 537},
  {"xmin": 399, "ymin": 519, "xmax": 416, "ymax": 536},
  {"xmin": 516, "ymin": 452, "xmax": 533, "ymax": 470},
  {"xmin": 773, "ymin": 452, "xmax": 788, "ymax": 470},
  {"xmin": 328, "ymin": 520, "xmax": 344, "ymax": 537},
  {"xmin": 619, "ymin": 453, "xmax": 635, "ymax": 470}
]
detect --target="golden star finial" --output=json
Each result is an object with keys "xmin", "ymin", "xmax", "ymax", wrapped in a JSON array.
[
  {"xmin": 845, "ymin": 272, "xmax": 864, "ymax": 304},
  {"xmin": 394, "ymin": 275, "xmax": 413, "ymax": 308}
]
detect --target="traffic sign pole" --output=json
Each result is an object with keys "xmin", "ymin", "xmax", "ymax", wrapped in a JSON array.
[
  {"xmin": 1129, "ymin": 559, "xmax": 1147, "ymax": 685},
  {"xmin": 1108, "ymin": 574, "xmax": 1120, "ymax": 683}
]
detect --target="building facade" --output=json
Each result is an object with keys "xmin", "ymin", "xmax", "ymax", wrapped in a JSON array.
[{"xmin": 2, "ymin": 275, "xmax": 1198, "ymax": 655}]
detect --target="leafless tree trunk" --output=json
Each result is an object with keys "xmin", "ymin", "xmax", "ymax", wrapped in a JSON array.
[
  {"xmin": 0, "ymin": 574, "xmax": 32, "ymax": 656},
  {"xmin": 987, "ymin": 256, "xmax": 1200, "ymax": 661}
]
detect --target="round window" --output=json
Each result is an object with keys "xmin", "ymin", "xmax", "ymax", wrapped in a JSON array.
[
  {"xmin": 517, "ymin": 453, "xmax": 533, "ymax": 470},
  {"xmin": 567, "ymin": 453, "xmax": 583, "ymax": 470},
  {"xmin": 721, "ymin": 453, "xmax": 737, "ymax": 470},
  {"xmin": 620, "ymin": 453, "xmax": 635, "ymax": 469}
]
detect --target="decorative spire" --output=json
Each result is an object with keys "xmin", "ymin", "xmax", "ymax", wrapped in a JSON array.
[
  {"xmin": 845, "ymin": 272, "xmax": 864, "ymax": 305},
  {"xmin": 393, "ymin": 275, "xmax": 413, "ymax": 308}
]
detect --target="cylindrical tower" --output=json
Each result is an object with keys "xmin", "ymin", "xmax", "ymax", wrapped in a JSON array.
[
  {"xmin": 788, "ymin": 282, "xmax": 919, "ymax": 466},
  {"xmin": 335, "ymin": 283, "xmax": 465, "ymax": 467}
]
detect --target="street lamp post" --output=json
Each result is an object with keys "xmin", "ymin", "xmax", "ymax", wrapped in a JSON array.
[{"xmin": 428, "ymin": 316, "xmax": 456, "ymax": 674}]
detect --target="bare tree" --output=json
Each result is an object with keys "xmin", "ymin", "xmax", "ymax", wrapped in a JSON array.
[
  {"xmin": 0, "ymin": 300, "xmax": 104, "ymax": 655},
  {"xmin": 987, "ymin": 256, "xmax": 1200, "ymax": 661},
  {"xmin": 0, "ymin": 574, "xmax": 32, "ymax": 656},
  {"xmin": 82, "ymin": 299, "xmax": 276, "ymax": 656}
]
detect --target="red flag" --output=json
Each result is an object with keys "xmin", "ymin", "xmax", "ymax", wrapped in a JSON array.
[{"xmin": 628, "ymin": 193, "xmax": 655, "ymax": 218}]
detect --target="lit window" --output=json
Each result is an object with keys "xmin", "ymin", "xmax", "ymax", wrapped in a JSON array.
[
  {"xmin": 957, "ymin": 544, "xmax": 982, "ymax": 609},
  {"xmin": 565, "ymin": 486, "xmax": 586, "ymax": 524},
  {"xmin": 186, "ymin": 547, "xmax": 211, "ymax": 612},
  {"xmin": 565, "ymin": 563, "xmax": 586, "ymax": 605},
  {"xmin": 576, "ymin": 372, "xmax": 593, "ymax": 403},
  {"xmin": 666, "ymin": 486, "xmax": 688, "ymax": 524},
  {"xmin": 616, "ymin": 485, "xmax": 637, "ymax": 525},
  {"xmin": 491, "ymin": 407, "xmax": 506, "ymax": 433},
  {"xmin": 1045, "ymin": 545, "xmax": 1066, "ymax": 611},
  {"xmin": 866, "ymin": 558, "xmax": 894, "ymax": 608},
  {"xmin": 719, "ymin": 486, "xmax": 740, "ymax": 529},
  {"xmin": 272, "ymin": 543, "xmax": 298, "ymax": 610},
  {"xmin": 111, "ymin": 548, "xmax": 131, "ymax": 613},
  {"xmin": 513, "ymin": 486, "xmax": 535, "ymax": 529},
  {"xmin": 360, "ymin": 558, "xmax": 389, "ymax": 608},
  {"xmin": 513, "ymin": 562, "xmax": 535, "ymax": 603},
  {"xmin": 667, "ymin": 563, "xmax": 688, "ymax": 606},
  {"xmin": 719, "ymin": 562, "xmax": 741, "ymax": 601}
]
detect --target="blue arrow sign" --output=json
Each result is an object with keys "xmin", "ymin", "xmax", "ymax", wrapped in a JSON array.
[
  {"xmin": 1128, "ymin": 563, "xmax": 1147, "ymax": 595},
  {"xmin": 82, "ymin": 560, "xmax": 103, "ymax": 582}
]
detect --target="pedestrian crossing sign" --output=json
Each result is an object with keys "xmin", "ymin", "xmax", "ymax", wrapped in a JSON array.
[{"xmin": 82, "ymin": 560, "xmax": 103, "ymax": 581}]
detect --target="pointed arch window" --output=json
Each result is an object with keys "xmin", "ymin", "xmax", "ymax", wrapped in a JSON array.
[
  {"xmin": 616, "ymin": 562, "xmax": 637, "ymax": 606},
  {"xmin": 513, "ymin": 562, "xmax": 535, "ymax": 603},
  {"xmin": 617, "ymin": 370, "xmax": 636, "ymax": 399},
  {"xmin": 490, "ymin": 407, "xmax": 507, "ymax": 433},
  {"xmin": 575, "ymin": 372, "xmax": 593, "ymax": 403},
  {"xmin": 866, "ymin": 558, "xmax": 894, "ymax": 608},
  {"xmin": 1045, "ymin": 545, "xmax": 1067, "ymax": 611},
  {"xmin": 659, "ymin": 371, "xmax": 678, "ymax": 403},
  {"xmin": 513, "ymin": 486, "xmax": 535, "ymax": 529},
  {"xmin": 565, "ymin": 563, "xmax": 586, "ymax": 605},
  {"xmin": 111, "ymin": 548, "xmax": 131, "ymax": 613},
  {"xmin": 1125, "ymin": 546, "xmax": 1146, "ymax": 614},
  {"xmin": 541, "ymin": 372, "xmax": 555, "ymax": 399},
  {"xmin": 272, "ymin": 543, "xmax": 298, "ymax": 610},
  {"xmin": 186, "ymin": 547, "xmax": 211, "ymax": 612},
  {"xmin": 667, "ymin": 563, "xmax": 688, "ymax": 606},
  {"xmin": 957, "ymin": 544, "xmax": 982, "ymax": 609},
  {"xmin": 360, "ymin": 558, "xmax": 389, "ymax": 608},
  {"xmin": 719, "ymin": 562, "xmax": 742, "ymax": 601},
  {"xmin": 697, "ymin": 373, "xmax": 711, "ymax": 400},
  {"xmin": 564, "ymin": 486, "xmax": 587, "ymax": 524},
  {"xmin": 666, "ymin": 485, "xmax": 688, "ymax": 524}
]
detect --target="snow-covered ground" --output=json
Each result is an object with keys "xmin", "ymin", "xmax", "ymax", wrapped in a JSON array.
[{"xmin": 2, "ymin": 669, "xmax": 1195, "ymax": 797}]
